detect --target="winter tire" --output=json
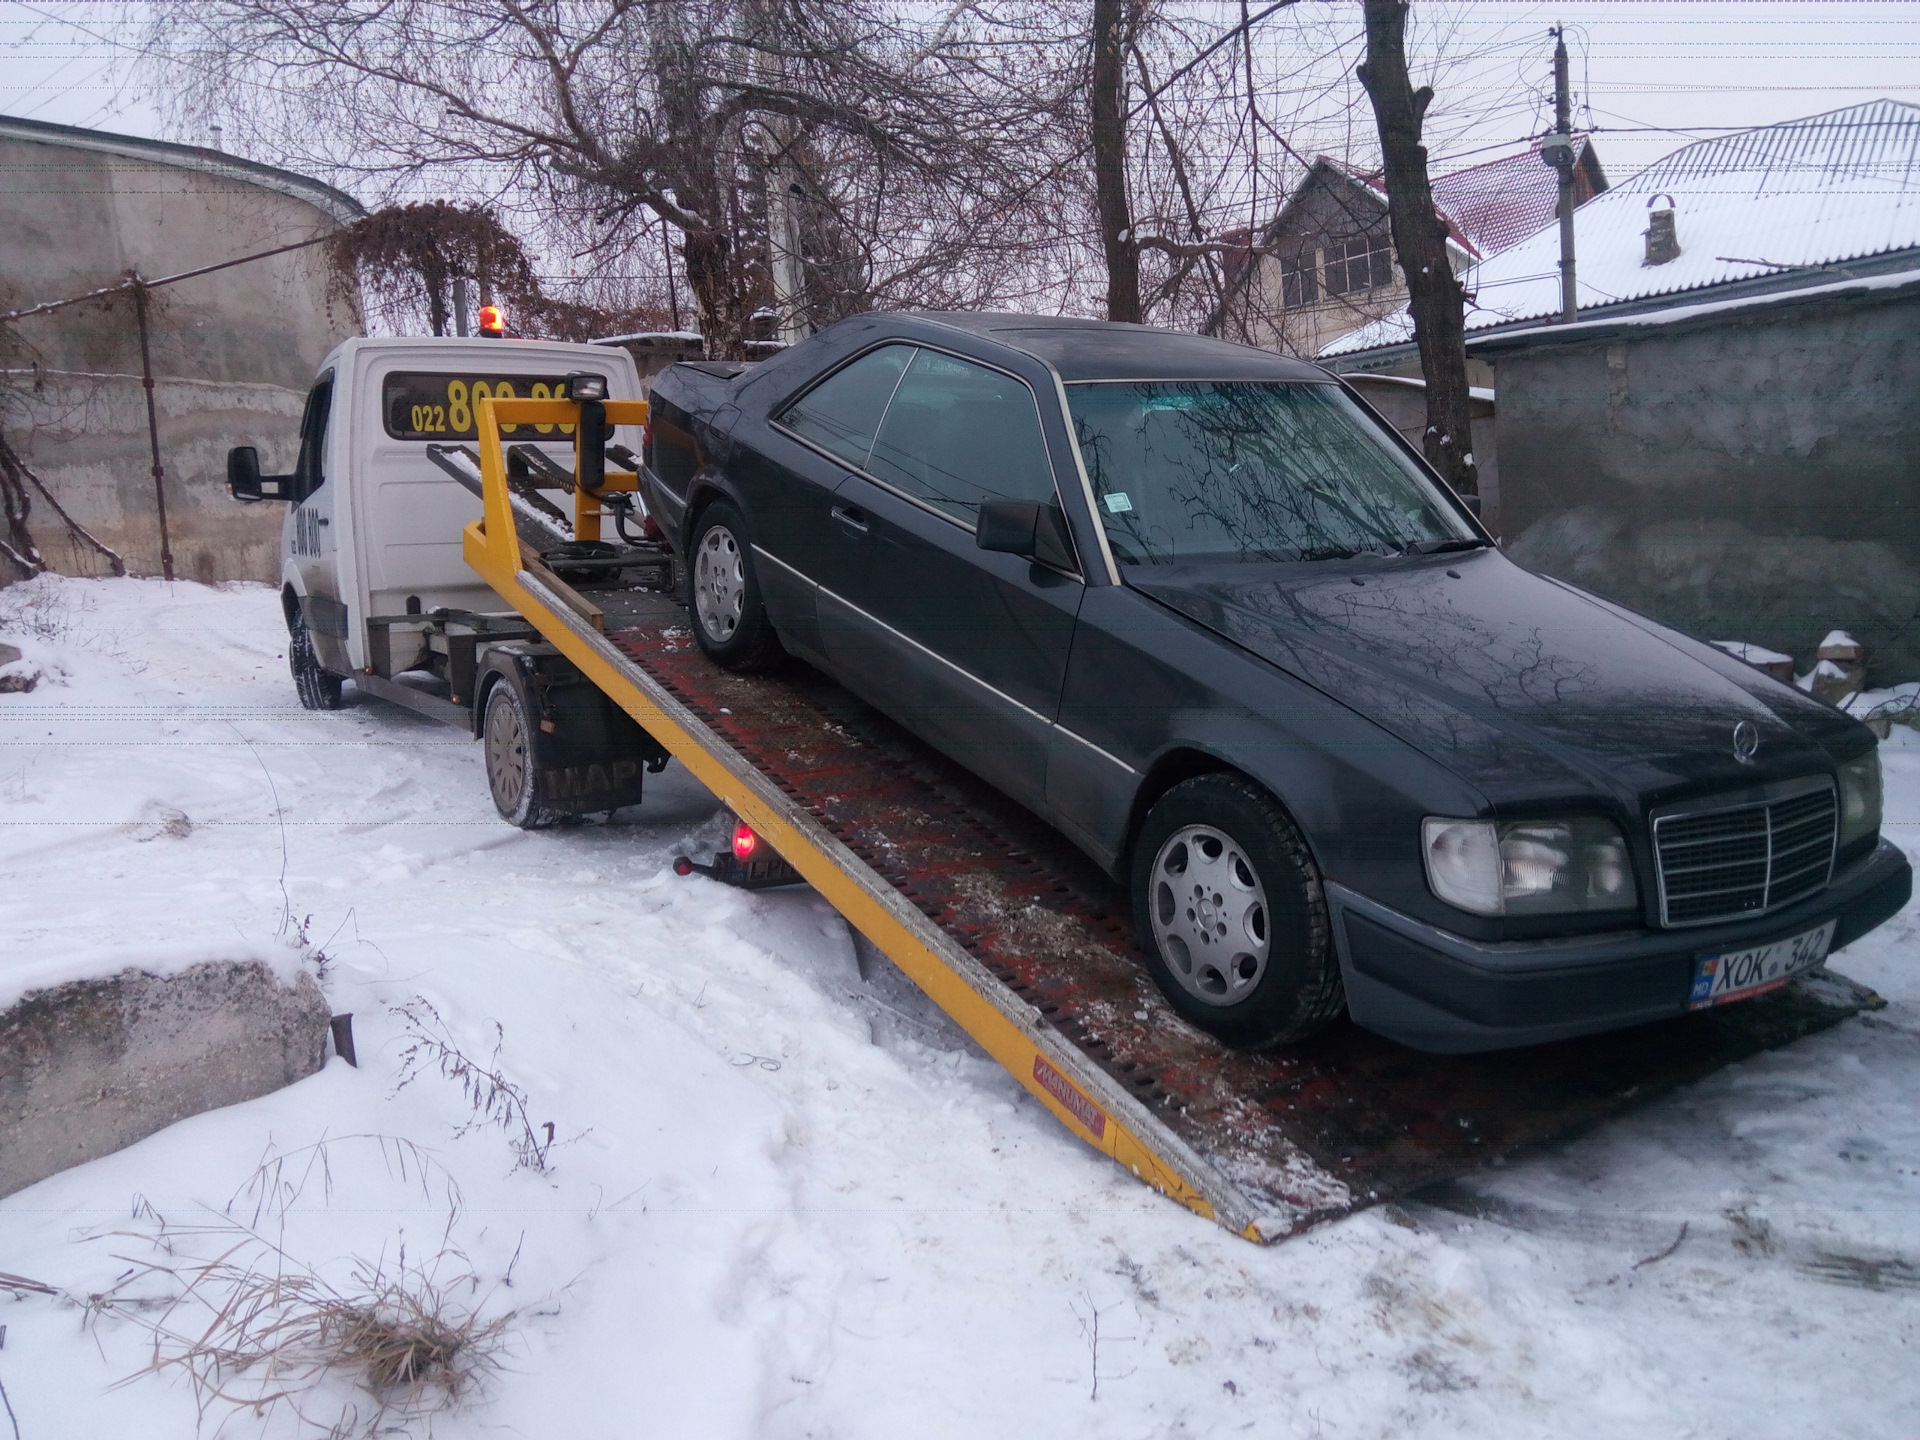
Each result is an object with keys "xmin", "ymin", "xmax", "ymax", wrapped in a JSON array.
[
  {"xmin": 288, "ymin": 610, "xmax": 344, "ymax": 711},
  {"xmin": 686, "ymin": 500, "xmax": 783, "ymax": 671},
  {"xmin": 483, "ymin": 675, "xmax": 559, "ymax": 829},
  {"xmin": 1130, "ymin": 773, "xmax": 1344, "ymax": 1049}
]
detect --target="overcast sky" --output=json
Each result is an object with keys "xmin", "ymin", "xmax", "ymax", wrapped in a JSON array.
[{"xmin": 2, "ymin": 1, "xmax": 1916, "ymax": 184}]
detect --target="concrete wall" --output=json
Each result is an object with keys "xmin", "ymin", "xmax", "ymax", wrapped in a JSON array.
[
  {"xmin": 1, "ymin": 129, "xmax": 361, "ymax": 582},
  {"xmin": 1490, "ymin": 285, "xmax": 1920, "ymax": 682}
]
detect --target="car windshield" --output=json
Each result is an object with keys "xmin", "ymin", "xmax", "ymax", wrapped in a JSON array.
[{"xmin": 1064, "ymin": 381, "xmax": 1477, "ymax": 564}]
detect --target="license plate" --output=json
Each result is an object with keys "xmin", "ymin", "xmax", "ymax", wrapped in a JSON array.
[{"xmin": 1689, "ymin": 920, "xmax": 1836, "ymax": 1010}]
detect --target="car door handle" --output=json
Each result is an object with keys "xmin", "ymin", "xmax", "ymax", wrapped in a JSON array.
[{"xmin": 831, "ymin": 505, "xmax": 869, "ymax": 535}]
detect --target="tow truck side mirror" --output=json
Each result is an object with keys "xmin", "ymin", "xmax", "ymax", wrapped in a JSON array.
[
  {"xmin": 227, "ymin": 446, "xmax": 291, "ymax": 502},
  {"xmin": 976, "ymin": 500, "xmax": 1075, "ymax": 571}
]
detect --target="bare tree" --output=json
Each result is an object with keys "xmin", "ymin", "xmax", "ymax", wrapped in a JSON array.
[
  {"xmin": 1089, "ymin": 0, "xmax": 1147, "ymax": 322},
  {"xmin": 1357, "ymin": 0, "xmax": 1478, "ymax": 495},
  {"xmin": 145, "ymin": 1, "xmax": 1068, "ymax": 357}
]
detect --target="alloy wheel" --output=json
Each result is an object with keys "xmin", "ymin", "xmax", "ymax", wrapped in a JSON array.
[
  {"xmin": 1148, "ymin": 823, "xmax": 1270, "ymax": 1006},
  {"xmin": 695, "ymin": 524, "xmax": 746, "ymax": 642}
]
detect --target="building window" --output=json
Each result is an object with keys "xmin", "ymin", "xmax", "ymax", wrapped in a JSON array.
[
  {"xmin": 1280, "ymin": 255, "xmax": 1318, "ymax": 308},
  {"xmin": 1324, "ymin": 235, "xmax": 1395, "ymax": 297}
]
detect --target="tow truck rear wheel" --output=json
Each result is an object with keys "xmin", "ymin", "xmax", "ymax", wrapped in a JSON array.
[
  {"xmin": 288, "ymin": 613, "xmax": 344, "ymax": 711},
  {"xmin": 686, "ymin": 500, "xmax": 784, "ymax": 672},
  {"xmin": 1130, "ymin": 774, "xmax": 1344, "ymax": 1049},
  {"xmin": 482, "ymin": 675, "xmax": 559, "ymax": 829}
]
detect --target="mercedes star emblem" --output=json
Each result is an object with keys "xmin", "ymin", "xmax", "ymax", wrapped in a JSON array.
[{"xmin": 1732, "ymin": 719, "xmax": 1760, "ymax": 763}]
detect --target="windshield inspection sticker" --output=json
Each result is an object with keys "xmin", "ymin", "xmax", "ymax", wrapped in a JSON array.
[{"xmin": 1104, "ymin": 492, "xmax": 1134, "ymax": 514}]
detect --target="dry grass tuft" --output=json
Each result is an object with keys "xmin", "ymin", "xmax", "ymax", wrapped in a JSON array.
[
  {"xmin": 393, "ymin": 997, "xmax": 561, "ymax": 1172},
  {"xmin": 76, "ymin": 1136, "xmax": 518, "ymax": 1438}
]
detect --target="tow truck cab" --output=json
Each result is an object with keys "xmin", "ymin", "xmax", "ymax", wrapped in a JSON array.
[{"xmin": 231, "ymin": 335, "xmax": 645, "ymax": 677}]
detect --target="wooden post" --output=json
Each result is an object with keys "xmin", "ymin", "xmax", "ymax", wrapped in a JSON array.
[{"xmin": 131, "ymin": 279, "xmax": 176, "ymax": 581}]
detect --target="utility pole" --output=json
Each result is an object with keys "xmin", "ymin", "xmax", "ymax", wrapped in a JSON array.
[
  {"xmin": 751, "ymin": 0, "xmax": 809, "ymax": 346},
  {"xmin": 1541, "ymin": 27, "xmax": 1579, "ymax": 323}
]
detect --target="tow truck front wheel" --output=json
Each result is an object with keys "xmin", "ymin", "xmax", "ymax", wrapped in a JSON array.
[
  {"xmin": 1130, "ymin": 774, "xmax": 1345, "ymax": 1049},
  {"xmin": 287, "ymin": 613, "xmax": 344, "ymax": 711},
  {"xmin": 483, "ymin": 676, "xmax": 559, "ymax": 829}
]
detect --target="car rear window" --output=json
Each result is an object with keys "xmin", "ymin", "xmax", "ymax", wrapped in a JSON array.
[
  {"xmin": 1065, "ymin": 381, "xmax": 1473, "ymax": 564},
  {"xmin": 776, "ymin": 345, "xmax": 912, "ymax": 467},
  {"xmin": 866, "ymin": 349, "xmax": 1056, "ymax": 526}
]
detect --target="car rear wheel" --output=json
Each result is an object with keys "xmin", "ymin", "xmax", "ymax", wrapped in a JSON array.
[
  {"xmin": 288, "ymin": 612, "xmax": 344, "ymax": 711},
  {"xmin": 1131, "ymin": 774, "xmax": 1344, "ymax": 1049},
  {"xmin": 483, "ymin": 676, "xmax": 559, "ymax": 829},
  {"xmin": 687, "ymin": 500, "xmax": 783, "ymax": 671}
]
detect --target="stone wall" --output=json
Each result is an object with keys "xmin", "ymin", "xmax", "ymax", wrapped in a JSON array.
[{"xmin": 1486, "ymin": 280, "xmax": 1920, "ymax": 683}]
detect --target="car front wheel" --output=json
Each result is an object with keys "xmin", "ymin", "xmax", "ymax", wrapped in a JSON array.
[
  {"xmin": 686, "ymin": 500, "xmax": 783, "ymax": 671},
  {"xmin": 1130, "ymin": 774, "xmax": 1344, "ymax": 1049}
]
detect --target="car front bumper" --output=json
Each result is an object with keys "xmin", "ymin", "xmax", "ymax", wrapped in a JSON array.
[{"xmin": 1329, "ymin": 837, "xmax": 1911, "ymax": 1054}]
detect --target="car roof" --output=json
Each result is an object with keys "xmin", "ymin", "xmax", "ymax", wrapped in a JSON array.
[{"xmin": 909, "ymin": 312, "xmax": 1332, "ymax": 383}]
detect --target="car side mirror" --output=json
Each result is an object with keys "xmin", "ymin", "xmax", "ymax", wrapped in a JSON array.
[
  {"xmin": 1458, "ymin": 492, "xmax": 1482, "ymax": 518},
  {"xmin": 976, "ymin": 500, "xmax": 1075, "ymax": 571},
  {"xmin": 227, "ymin": 446, "xmax": 291, "ymax": 502}
]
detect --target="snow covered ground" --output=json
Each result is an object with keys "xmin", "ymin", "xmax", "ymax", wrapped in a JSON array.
[{"xmin": 2, "ymin": 574, "xmax": 1916, "ymax": 1438}]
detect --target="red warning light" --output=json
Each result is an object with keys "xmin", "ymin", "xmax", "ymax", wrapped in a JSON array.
[
  {"xmin": 731, "ymin": 823, "xmax": 759, "ymax": 861},
  {"xmin": 477, "ymin": 304, "xmax": 505, "ymax": 337}
]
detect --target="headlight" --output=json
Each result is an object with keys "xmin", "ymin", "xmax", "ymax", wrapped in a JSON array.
[
  {"xmin": 1837, "ymin": 751, "xmax": 1883, "ymax": 850},
  {"xmin": 1423, "ymin": 816, "xmax": 1639, "ymax": 917}
]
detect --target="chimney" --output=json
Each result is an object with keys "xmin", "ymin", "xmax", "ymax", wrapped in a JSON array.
[{"xmin": 1643, "ymin": 194, "xmax": 1680, "ymax": 266}]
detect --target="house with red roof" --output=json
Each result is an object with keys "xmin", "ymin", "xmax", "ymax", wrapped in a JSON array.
[{"xmin": 1210, "ymin": 139, "xmax": 1606, "ymax": 361}]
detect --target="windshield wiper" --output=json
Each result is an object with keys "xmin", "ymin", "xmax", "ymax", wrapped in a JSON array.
[
  {"xmin": 1400, "ymin": 537, "xmax": 1491, "ymax": 556},
  {"xmin": 1292, "ymin": 544, "xmax": 1359, "ymax": 562}
]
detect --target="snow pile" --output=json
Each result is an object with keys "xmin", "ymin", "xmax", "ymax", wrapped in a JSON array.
[{"xmin": 2, "ymin": 575, "xmax": 1918, "ymax": 1438}]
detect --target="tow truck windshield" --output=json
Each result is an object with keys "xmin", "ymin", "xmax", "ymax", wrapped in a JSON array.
[{"xmin": 1064, "ymin": 380, "xmax": 1478, "ymax": 565}]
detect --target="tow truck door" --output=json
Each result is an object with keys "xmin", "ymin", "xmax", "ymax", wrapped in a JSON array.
[{"xmin": 284, "ymin": 375, "xmax": 351, "ymax": 673}]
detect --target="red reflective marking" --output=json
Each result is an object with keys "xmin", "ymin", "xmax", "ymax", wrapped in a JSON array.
[{"xmin": 1032, "ymin": 1054, "xmax": 1106, "ymax": 1140}]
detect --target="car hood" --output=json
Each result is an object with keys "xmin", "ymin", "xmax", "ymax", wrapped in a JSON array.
[{"xmin": 1128, "ymin": 548, "xmax": 1841, "ymax": 807}]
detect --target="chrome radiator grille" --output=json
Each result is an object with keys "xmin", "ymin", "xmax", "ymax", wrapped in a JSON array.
[{"xmin": 1652, "ymin": 781, "xmax": 1838, "ymax": 927}]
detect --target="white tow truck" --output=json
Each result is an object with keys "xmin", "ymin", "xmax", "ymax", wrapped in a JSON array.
[{"xmin": 227, "ymin": 334, "xmax": 690, "ymax": 827}]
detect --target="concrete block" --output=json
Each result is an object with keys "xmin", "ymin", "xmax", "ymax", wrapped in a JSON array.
[{"xmin": 0, "ymin": 960, "xmax": 329, "ymax": 1199}]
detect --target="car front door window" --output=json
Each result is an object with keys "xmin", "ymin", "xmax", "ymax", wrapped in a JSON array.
[{"xmin": 819, "ymin": 347, "xmax": 1083, "ymax": 809}]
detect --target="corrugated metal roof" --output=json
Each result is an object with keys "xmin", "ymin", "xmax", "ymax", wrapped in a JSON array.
[
  {"xmin": 1430, "ymin": 138, "xmax": 1598, "ymax": 259},
  {"xmin": 1323, "ymin": 99, "xmax": 1920, "ymax": 358}
]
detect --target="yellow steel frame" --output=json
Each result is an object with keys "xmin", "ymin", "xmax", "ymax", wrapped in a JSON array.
[{"xmin": 463, "ymin": 394, "xmax": 1275, "ymax": 1241}]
